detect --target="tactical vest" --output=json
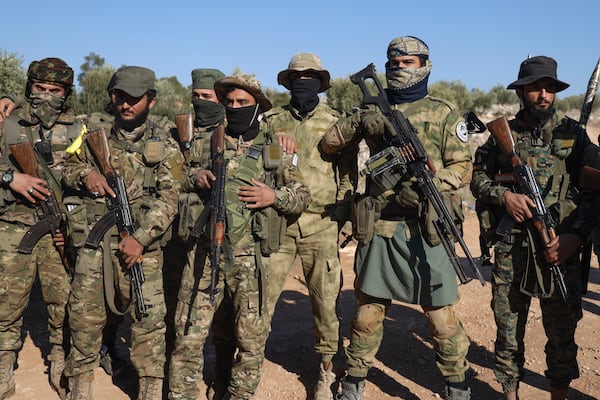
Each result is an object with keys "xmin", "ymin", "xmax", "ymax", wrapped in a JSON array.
[{"xmin": 224, "ymin": 132, "xmax": 285, "ymax": 254}]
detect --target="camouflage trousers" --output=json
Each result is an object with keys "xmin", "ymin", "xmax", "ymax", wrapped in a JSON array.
[
  {"xmin": 64, "ymin": 237, "xmax": 167, "ymax": 378},
  {"xmin": 345, "ymin": 291, "xmax": 470, "ymax": 383},
  {"xmin": 266, "ymin": 222, "xmax": 342, "ymax": 361},
  {"xmin": 492, "ymin": 241, "xmax": 582, "ymax": 392},
  {"xmin": 0, "ymin": 222, "xmax": 70, "ymax": 351},
  {"xmin": 169, "ymin": 243, "xmax": 269, "ymax": 400}
]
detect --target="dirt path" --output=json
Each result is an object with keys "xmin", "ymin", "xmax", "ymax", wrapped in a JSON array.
[{"xmin": 12, "ymin": 211, "xmax": 600, "ymax": 399}]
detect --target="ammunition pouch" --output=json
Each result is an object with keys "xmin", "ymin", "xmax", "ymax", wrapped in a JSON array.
[
  {"xmin": 363, "ymin": 147, "xmax": 408, "ymax": 194},
  {"xmin": 420, "ymin": 192, "xmax": 464, "ymax": 247},
  {"xmin": 476, "ymin": 199, "xmax": 504, "ymax": 247},
  {"xmin": 143, "ymin": 138, "xmax": 164, "ymax": 165},
  {"xmin": 350, "ymin": 194, "xmax": 381, "ymax": 245},
  {"xmin": 252, "ymin": 206, "xmax": 285, "ymax": 256},
  {"xmin": 177, "ymin": 192, "xmax": 205, "ymax": 242},
  {"xmin": 63, "ymin": 196, "xmax": 91, "ymax": 248}
]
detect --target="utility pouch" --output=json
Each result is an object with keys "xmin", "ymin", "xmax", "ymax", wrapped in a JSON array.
[
  {"xmin": 420, "ymin": 192, "xmax": 464, "ymax": 247},
  {"xmin": 350, "ymin": 194, "xmax": 381, "ymax": 245},
  {"xmin": 263, "ymin": 144, "xmax": 282, "ymax": 170},
  {"xmin": 252, "ymin": 206, "xmax": 285, "ymax": 255},
  {"xmin": 143, "ymin": 138, "xmax": 164, "ymax": 165},
  {"xmin": 362, "ymin": 146, "xmax": 407, "ymax": 193},
  {"xmin": 63, "ymin": 196, "xmax": 90, "ymax": 248},
  {"xmin": 177, "ymin": 192, "xmax": 205, "ymax": 241},
  {"xmin": 35, "ymin": 139, "xmax": 54, "ymax": 165}
]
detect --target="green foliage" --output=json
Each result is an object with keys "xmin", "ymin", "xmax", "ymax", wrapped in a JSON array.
[
  {"xmin": 327, "ymin": 76, "xmax": 363, "ymax": 112},
  {"xmin": 76, "ymin": 65, "xmax": 116, "ymax": 115},
  {"xmin": 0, "ymin": 50, "xmax": 26, "ymax": 97},
  {"xmin": 78, "ymin": 52, "xmax": 105, "ymax": 84},
  {"xmin": 152, "ymin": 76, "xmax": 189, "ymax": 120},
  {"xmin": 264, "ymin": 88, "xmax": 290, "ymax": 108}
]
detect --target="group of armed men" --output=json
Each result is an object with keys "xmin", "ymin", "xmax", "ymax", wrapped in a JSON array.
[{"xmin": 0, "ymin": 34, "xmax": 598, "ymax": 400}]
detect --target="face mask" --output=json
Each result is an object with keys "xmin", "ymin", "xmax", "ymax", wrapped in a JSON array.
[
  {"xmin": 225, "ymin": 104, "xmax": 260, "ymax": 140},
  {"xmin": 385, "ymin": 61, "xmax": 431, "ymax": 91},
  {"xmin": 192, "ymin": 98, "xmax": 225, "ymax": 128},
  {"xmin": 290, "ymin": 78, "xmax": 321, "ymax": 114},
  {"xmin": 28, "ymin": 92, "xmax": 65, "ymax": 129}
]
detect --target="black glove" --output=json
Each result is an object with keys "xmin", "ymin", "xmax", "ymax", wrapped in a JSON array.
[{"xmin": 361, "ymin": 111, "xmax": 393, "ymax": 136}]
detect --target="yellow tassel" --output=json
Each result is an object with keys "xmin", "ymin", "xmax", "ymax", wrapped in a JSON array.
[{"xmin": 66, "ymin": 124, "xmax": 88, "ymax": 155}]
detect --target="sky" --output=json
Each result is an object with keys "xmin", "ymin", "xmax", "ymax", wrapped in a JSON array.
[{"xmin": 3, "ymin": 0, "xmax": 599, "ymax": 99}]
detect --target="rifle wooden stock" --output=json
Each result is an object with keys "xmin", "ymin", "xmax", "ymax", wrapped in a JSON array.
[
  {"xmin": 9, "ymin": 141, "xmax": 73, "ymax": 273},
  {"xmin": 175, "ymin": 113, "xmax": 194, "ymax": 160},
  {"xmin": 578, "ymin": 165, "xmax": 600, "ymax": 191},
  {"xmin": 86, "ymin": 128, "xmax": 116, "ymax": 178},
  {"xmin": 486, "ymin": 116, "xmax": 568, "ymax": 301}
]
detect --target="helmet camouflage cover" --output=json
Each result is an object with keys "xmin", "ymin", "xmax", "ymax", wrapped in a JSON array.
[{"xmin": 27, "ymin": 57, "xmax": 74, "ymax": 87}]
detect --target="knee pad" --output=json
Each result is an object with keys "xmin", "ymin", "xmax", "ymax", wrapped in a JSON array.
[
  {"xmin": 354, "ymin": 303, "xmax": 385, "ymax": 334},
  {"xmin": 424, "ymin": 305, "xmax": 458, "ymax": 340}
]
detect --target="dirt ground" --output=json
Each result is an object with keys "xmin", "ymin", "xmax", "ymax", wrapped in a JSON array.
[{"xmin": 11, "ymin": 210, "xmax": 600, "ymax": 400}]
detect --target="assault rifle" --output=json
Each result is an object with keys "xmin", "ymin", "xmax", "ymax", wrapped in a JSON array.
[
  {"xmin": 189, "ymin": 124, "xmax": 226, "ymax": 303},
  {"xmin": 487, "ymin": 116, "xmax": 568, "ymax": 302},
  {"xmin": 175, "ymin": 113, "xmax": 194, "ymax": 161},
  {"xmin": 10, "ymin": 141, "xmax": 73, "ymax": 273},
  {"xmin": 84, "ymin": 128, "xmax": 147, "ymax": 320},
  {"xmin": 351, "ymin": 63, "xmax": 485, "ymax": 286}
]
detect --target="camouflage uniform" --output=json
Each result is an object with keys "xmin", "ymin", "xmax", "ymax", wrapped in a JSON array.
[
  {"xmin": 61, "ymin": 67, "xmax": 183, "ymax": 400},
  {"xmin": 259, "ymin": 52, "xmax": 354, "ymax": 400},
  {"xmin": 0, "ymin": 57, "xmax": 80, "ymax": 399},
  {"xmin": 470, "ymin": 110, "xmax": 592, "ymax": 393},
  {"xmin": 321, "ymin": 37, "xmax": 472, "ymax": 399},
  {"xmin": 168, "ymin": 74, "xmax": 311, "ymax": 400}
]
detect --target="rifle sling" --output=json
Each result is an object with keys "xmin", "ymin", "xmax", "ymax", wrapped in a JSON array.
[{"xmin": 103, "ymin": 230, "xmax": 131, "ymax": 316}]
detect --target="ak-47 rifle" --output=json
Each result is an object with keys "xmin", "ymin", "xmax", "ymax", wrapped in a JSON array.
[
  {"xmin": 189, "ymin": 124, "xmax": 226, "ymax": 304},
  {"xmin": 10, "ymin": 141, "xmax": 73, "ymax": 273},
  {"xmin": 351, "ymin": 63, "xmax": 485, "ymax": 286},
  {"xmin": 487, "ymin": 116, "xmax": 568, "ymax": 302},
  {"xmin": 84, "ymin": 128, "xmax": 147, "ymax": 320},
  {"xmin": 175, "ymin": 113, "xmax": 194, "ymax": 160},
  {"xmin": 577, "ymin": 57, "xmax": 600, "ymax": 295}
]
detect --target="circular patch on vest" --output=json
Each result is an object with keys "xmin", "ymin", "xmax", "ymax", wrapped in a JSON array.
[{"xmin": 456, "ymin": 121, "xmax": 469, "ymax": 143}]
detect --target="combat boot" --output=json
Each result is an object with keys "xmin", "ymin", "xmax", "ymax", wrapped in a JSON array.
[
  {"xmin": 335, "ymin": 376, "xmax": 365, "ymax": 400},
  {"xmin": 67, "ymin": 370, "xmax": 94, "ymax": 400},
  {"xmin": 0, "ymin": 351, "xmax": 16, "ymax": 400},
  {"xmin": 138, "ymin": 377, "xmax": 163, "ymax": 400},
  {"xmin": 312, "ymin": 361, "xmax": 336, "ymax": 400},
  {"xmin": 445, "ymin": 384, "xmax": 471, "ymax": 400},
  {"xmin": 48, "ymin": 346, "xmax": 66, "ymax": 399}
]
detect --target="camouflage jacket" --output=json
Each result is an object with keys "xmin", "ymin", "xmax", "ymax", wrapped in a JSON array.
[
  {"xmin": 181, "ymin": 124, "xmax": 219, "ymax": 191},
  {"xmin": 0, "ymin": 103, "xmax": 86, "ymax": 225},
  {"xmin": 261, "ymin": 102, "xmax": 353, "ymax": 236},
  {"xmin": 328, "ymin": 96, "xmax": 471, "ymax": 231},
  {"xmin": 62, "ymin": 121, "xmax": 184, "ymax": 248},
  {"xmin": 184, "ymin": 128, "xmax": 311, "ymax": 250},
  {"xmin": 471, "ymin": 110, "xmax": 593, "ymax": 239}
]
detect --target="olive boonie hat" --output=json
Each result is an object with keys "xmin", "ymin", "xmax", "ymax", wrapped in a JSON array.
[
  {"xmin": 214, "ymin": 74, "xmax": 272, "ymax": 112},
  {"xmin": 27, "ymin": 57, "xmax": 74, "ymax": 87},
  {"xmin": 277, "ymin": 52, "xmax": 331, "ymax": 92},
  {"xmin": 107, "ymin": 66, "xmax": 156, "ymax": 97},
  {"xmin": 507, "ymin": 56, "xmax": 569, "ymax": 92},
  {"xmin": 192, "ymin": 68, "xmax": 225, "ymax": 90}
]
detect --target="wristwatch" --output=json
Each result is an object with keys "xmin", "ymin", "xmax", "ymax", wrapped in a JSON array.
[{"xmin": 1, "ymin": 168, "xmax": 14, "ymax": 186}]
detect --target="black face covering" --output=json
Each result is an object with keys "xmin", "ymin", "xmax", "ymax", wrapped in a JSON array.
[
  {"xmin": 192, "ymin": 98, "xmax": 225, "ymax": 128},
  {"xmin": 290, "ymin": 78, "xmax": 320, "ymax": 114},
  {"xmin": 225, "ymin": 104, "xmax": 260, "ymax": 141}
]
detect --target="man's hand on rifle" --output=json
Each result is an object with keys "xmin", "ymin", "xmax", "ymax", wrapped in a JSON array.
[
  {"xmin": 360, "ymin": 111, "xmax": 394, "ymax": 136},
  {"xmin": 118, "ymin": 235, "xmax": 144, "ymax": 269},
  {"xmin": 53, "ymin": 229, "xmax": 66, "ymax": 247},
  {"xmin": 501, "ymin": 191, "xmax": 535, "ymax": 223},
  {"xmin": 10, "ymin": 172, "xmax": 50, "ymax": 203},
  {"xmin": 543, "ymin": 233, "xmax": 583, "ymax": 266},
  {"xmin": 238, "ymin": 179, "xmax": 275, "ymax": 209},
  {"xmin": 195, "ymin": 169, "xmax": 216, "ymax": 190},
  {"xmin": 85, "ymin": 170, "xmax": 116, "ymax": 198}
]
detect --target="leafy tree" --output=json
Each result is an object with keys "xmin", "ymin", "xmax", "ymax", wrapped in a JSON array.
[
  {"xmin": 77, "ymin": 65, "xmax": 115, "ymax": 115},
  {"xmin": 78, "ymin": 52, "xmax": 105, "ymax": 85},
  {"xmin": 152, "ymin": 76, "xmax": 189, "ymax": 120},
  {"xmin": 0, "ymin": 50, "xmax": 26, "ymax": 97},
  {"xmin": 327, "ymin": 76, "xmax": 363, "ymax": 112}
]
